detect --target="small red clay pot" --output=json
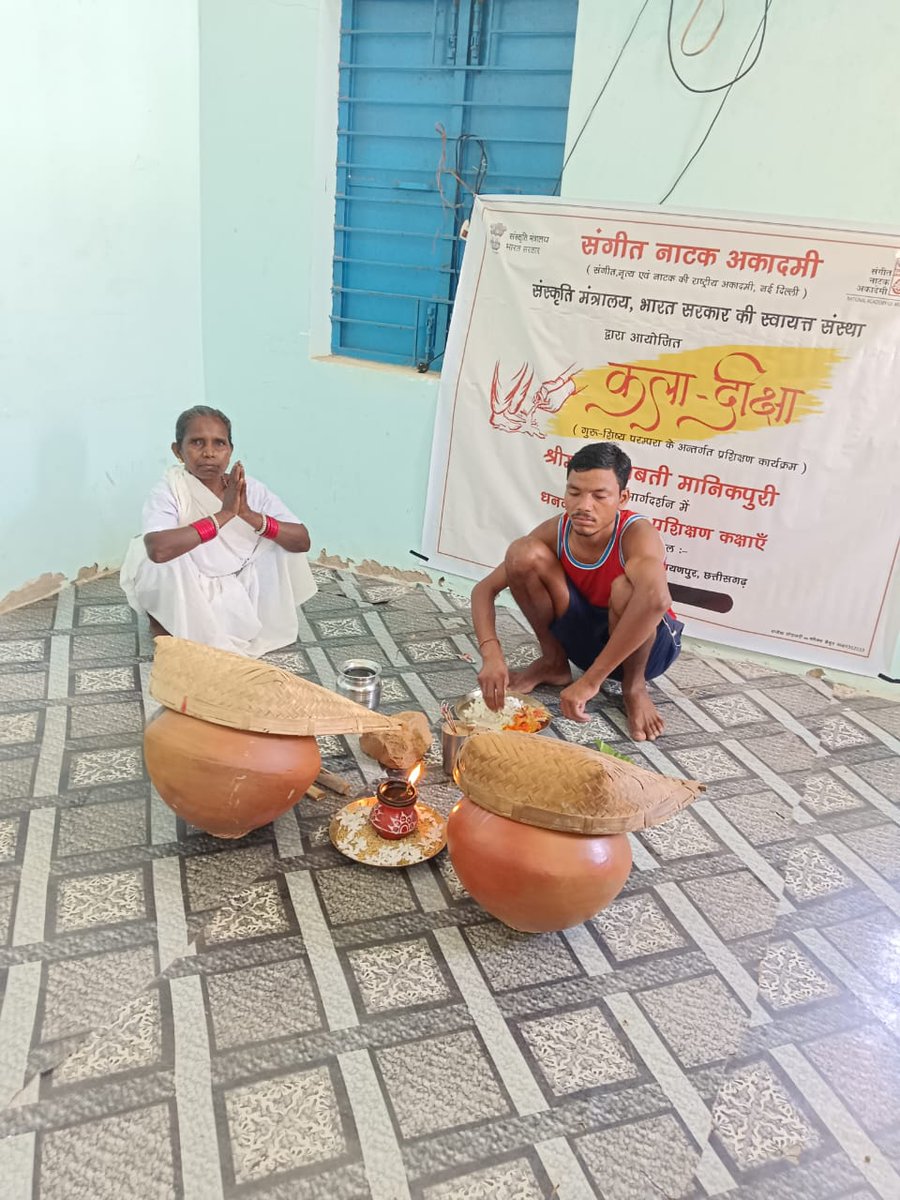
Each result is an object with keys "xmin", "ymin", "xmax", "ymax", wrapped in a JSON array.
[
  {"xmin": 144, "ymin": 708, "xmax": 321, "ymax": 839},
  {"xmin": 446, "ymin": 796, "xmax": 632, "ymax": 933},
  {"xmin": 370, "ymin": 778, "xmax": 419, "ymax": 840}
]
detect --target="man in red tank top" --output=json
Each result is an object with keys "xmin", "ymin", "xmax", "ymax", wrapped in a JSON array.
[{"xmin": 471, "ymin": 442, "xmax": 683, "ymax": 740}]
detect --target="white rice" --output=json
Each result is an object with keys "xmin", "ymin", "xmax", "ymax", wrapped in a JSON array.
[{"xmin": 461, "ymin": 693, "xmax": 524, "ymax": 730}]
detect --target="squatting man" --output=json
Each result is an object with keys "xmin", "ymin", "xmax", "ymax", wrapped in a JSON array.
[{"xmin": 471, "ymin": 442, "xmax": 684, "ymax": 741}]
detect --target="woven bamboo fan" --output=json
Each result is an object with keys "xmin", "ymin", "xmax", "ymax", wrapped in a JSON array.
[
  {"xmin": 454, "ymin": 731, "xmax": 705, "ymax": 835},
  {"xmin": 149, "ymin": 637, "xmax": 394, "ymax": 735}
]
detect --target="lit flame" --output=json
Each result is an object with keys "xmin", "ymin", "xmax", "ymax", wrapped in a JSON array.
[{"xmin": 407, "ymin": 762, "xmax": 423, "ymax": 788}]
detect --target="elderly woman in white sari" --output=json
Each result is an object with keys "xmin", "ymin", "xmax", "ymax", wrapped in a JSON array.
[{"xmin": 121, "ymin": 406, "xmax": 316, "ymax": 657}]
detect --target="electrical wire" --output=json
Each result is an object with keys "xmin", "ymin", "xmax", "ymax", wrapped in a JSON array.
[
  {"xmin": 552, "ymin": 1, "xmax": 765, "ymax": 196},
  {"xmin": 434, "ymin": 125, "xmax": 489, "ymax": 210},
  {"xmin": 552, "ymin": 0, "xmax": 652, "ymax": 195},
  {"xmin": 659, "ymin": 0, "xmax": 771, "ymax": 202},
  {"xmin": 679, "ymin": 0, "xmax": 725, "ymax": 57},
  {"xmin": 667, "ymin": 0, "xmax": 768, "ymax": 92},
  {"xmin": 422, "ymin": 134, "xmax": 487, "ymax": 370},
  {"xmin": 456, "ymin": 134, "xmax": 488, "ymax": 199}
]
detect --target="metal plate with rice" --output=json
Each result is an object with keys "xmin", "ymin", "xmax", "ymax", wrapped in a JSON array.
[{"xmin": 454, "ymin": 690, "xmax": 551, "ymax": 734}]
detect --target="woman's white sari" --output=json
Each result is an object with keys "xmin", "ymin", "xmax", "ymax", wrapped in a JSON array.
[{"xmin": 120, "ymin": 466, "xmax": 316, "ymax": 657}]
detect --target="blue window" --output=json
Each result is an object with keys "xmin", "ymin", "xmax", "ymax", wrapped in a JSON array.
[{"xmin": 333, "ymin": 0, "xmax": 579, "ymax": 370}]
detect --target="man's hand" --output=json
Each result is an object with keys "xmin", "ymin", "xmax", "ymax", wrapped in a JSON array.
[
  {"xmin": 477, "ymin": 646, "xmax": 509, "ymax": 712},
  {"xmin": 559, "ymin": 676, "xmax": 601, "ymax": 723}
]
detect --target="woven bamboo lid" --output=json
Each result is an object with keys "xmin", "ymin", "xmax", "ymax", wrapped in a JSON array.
[
  {"xmin": 149, "ymin": 637, "xmax": 394, "ymax": 735},
  {"xmin": 454, "ymin": 731, "xmax": 705, "ymax": 834}
]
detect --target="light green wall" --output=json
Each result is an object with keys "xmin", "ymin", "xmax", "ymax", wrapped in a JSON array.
[
  {"xmin": 566, "ymin": 0, "xmax": 900, "ymax": 222},
  {"xmin": 1, "ymin": 0, "xmax": 204, "ymax": 602},
  {"xmin": 562, "ymin": 0, "xmax": 900, "ymax": 673},
  {"xmin": 198, "ymin": 0, "xmax": 439, "ymax": 574}
]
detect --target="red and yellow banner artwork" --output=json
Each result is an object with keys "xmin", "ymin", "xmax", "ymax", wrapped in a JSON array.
[{"xmin": 424, "ymin": 198, "xmax": 900, "ymax": 674}]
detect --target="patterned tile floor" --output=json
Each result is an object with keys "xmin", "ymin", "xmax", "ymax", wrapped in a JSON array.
[{"xmin": 1, "ymin": 567, "xmax": 900, "ymax": 1198}]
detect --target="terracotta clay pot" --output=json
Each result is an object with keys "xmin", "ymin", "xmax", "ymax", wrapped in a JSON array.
[
  {"xmin": 446, "ymin": 797, "xmax": 632, "ymax": 933},
  {"xmin": 144, "ymin": 708, "xmax": 321, "ymax": 838},
  {"xmin": 370, "ymin": 779, "xmax": 419, "ymax": 840}
]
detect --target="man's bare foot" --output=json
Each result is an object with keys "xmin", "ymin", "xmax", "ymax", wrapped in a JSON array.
[
  {"xmin": 508, "ymin": 657, "xmax": 573, "ymax": 694},
  {"xmin": 623, "ymin": 687, "xmax": 665, "ymax": 741},
  {"xmin": 148, "ymin": 616, "xmax": 171, "ymax": 640}
]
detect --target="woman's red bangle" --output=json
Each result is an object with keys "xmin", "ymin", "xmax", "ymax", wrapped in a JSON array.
[
  {"xmin": 263, "ymin": 515, "xmax": 279, "ymax": 540},
  {"xmin": 191, "ymin": 517, "xmax": 218, "ymax": 543}
]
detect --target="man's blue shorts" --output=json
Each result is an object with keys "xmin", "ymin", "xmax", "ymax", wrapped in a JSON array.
[{"xmin": 549, "ymin": 579, "xmax": 684, "ymax": 681}]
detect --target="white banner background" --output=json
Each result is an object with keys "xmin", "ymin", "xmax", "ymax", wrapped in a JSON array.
[{"xmin": 424, "ymin": 197, "xmax": 900, "ymax": 675}]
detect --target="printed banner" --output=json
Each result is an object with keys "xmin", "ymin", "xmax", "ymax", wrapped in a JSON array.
[{"xmin": 423, "ymin": 197, "xmax": 900, "ymax": 674}]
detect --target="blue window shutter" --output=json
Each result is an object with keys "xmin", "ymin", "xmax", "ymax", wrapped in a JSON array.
[{"xmin": 333, "ymin": 0, "xmax": 578, "ymax": 370}]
